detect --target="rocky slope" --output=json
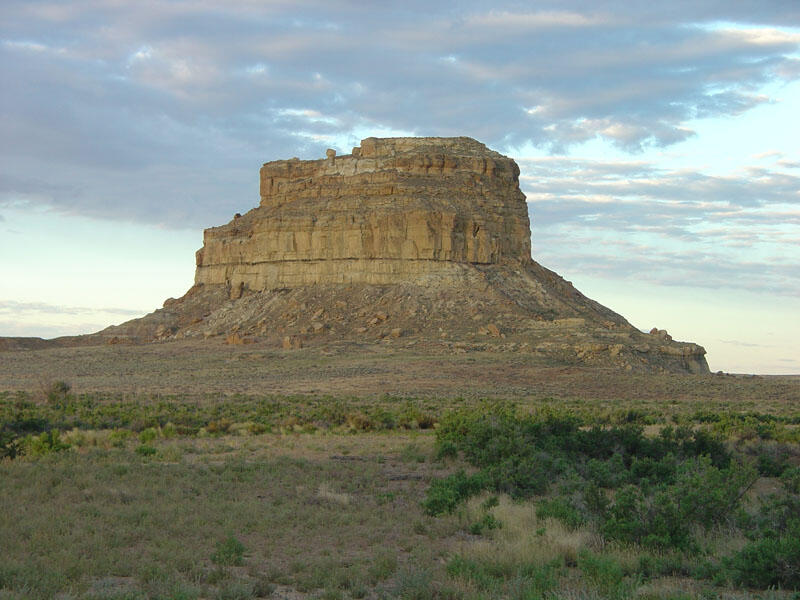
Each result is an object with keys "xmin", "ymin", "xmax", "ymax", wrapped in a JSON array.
[{"xmin": 3, "ymin": 137, "xmax": 709, "ymax": 373}]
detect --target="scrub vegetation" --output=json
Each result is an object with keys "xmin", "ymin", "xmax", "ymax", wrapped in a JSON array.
[{"xmin": 1, "ymin": 382, "xmax": 798, "ymax": 599}]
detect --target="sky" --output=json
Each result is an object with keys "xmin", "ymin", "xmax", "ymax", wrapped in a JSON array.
[{"xmin": 1, "ymin": 1, "xmax": 798, "ymax": 374}]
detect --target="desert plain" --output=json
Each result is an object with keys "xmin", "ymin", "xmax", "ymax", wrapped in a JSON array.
[{"xmin": 1, "ymin": 137, "xmax": 798, "ymax": 599}]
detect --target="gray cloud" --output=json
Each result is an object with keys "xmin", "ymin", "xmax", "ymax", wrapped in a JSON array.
[
  {"xmin": 1, "ymin": 1, "xmax": 799, "ymax": 304},
  {"xmin": 2, "ymin": 1, "xmax": 800, "ymax": 227}
]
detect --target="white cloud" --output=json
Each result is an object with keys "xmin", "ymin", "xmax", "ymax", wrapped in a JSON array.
[
  {"xmin": 464, "ymin": 10, "xmax": 611, "ymax": 30},
  {"xmin": 522, "ymin": 155, "xmax": 800, "ymax": 296}
]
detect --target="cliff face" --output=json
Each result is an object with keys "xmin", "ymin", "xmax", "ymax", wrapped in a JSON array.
[{"xmin": 195, "ymin": 137, "xmax": 532, "ymax": 291}]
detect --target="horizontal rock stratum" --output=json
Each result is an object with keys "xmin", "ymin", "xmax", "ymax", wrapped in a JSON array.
[
  {"xmin": 195, "ymin": 137, "xmax": 532, "ymax": 292},
  {"xmin": 1, "ymin": 137, "xmax": 709, "ymax": 374}
]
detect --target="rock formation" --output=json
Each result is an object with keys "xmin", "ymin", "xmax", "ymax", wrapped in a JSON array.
[
  {"xmin": 195, "ymin": 137, "xmax": 531, "ymax": 293},
  {"xmin": 3, "ymin": 137, "xmax": 710, "ymax": 374}
]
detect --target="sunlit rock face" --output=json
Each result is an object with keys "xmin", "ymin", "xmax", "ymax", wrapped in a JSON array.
[{"xmin": 194, "ymin": 137, "xmax": 533, "ymax": 291}]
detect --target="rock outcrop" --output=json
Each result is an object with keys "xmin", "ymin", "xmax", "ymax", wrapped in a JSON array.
[
  {"xmin": 195, "ymin": 137, "xmax": 532, "ymax": 292},
  {"xmin": 2, "ymin": 137, "xmax": 710, "ymax": 374}
]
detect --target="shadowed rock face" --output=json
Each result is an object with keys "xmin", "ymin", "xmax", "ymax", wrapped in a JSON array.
[
  {"xmin": 195, "ymin": 137, "xmax": 532, "ymax": 291},
  {"xmin": 2, "ymin": 137, "xmax": 710, "ymax": 374}
]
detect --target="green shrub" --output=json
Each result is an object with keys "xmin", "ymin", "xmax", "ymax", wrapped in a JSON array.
[
  {"xmin": 637, "ymin": 554, "xmax": 691, "ymax": 580},
  {"xmin": 782, "ymin": 466, "xmax": 800, "ymax": 494},
  {"xmin": 436, "ymin": 439, "xmax": 458, "ymax": 460},
  {"xmin": 428, "ymin": 408, "xmax": 737, "ymax": 523},
  {"xmin": 211, "ymin": 535, "xmax": 246, "ymax": 567},
  {"xmin": 24, "ymin": 430, "xmax": 70, "ymax": 456},
  {"xmin": 584, "ymin": 454, "xmax": 626, "ymax": 487},
  {"xmin": 446, "ymin": 555, "xmax": 558, "ymax": 596},
  {"xmin": 422, "ymin": 470, "xmax": 487, "ymax": 515},
  {"xmin": 469, "ymin": 512, "xmax": 501, "ymax": 535},
  {"xmin": 110, "ymin": 429, "xmax": 131, "ymax": 447},
  {"xmin": 536, "ymin": 497, "xmax": 586, "ymax": 530},
  {"xmin": 723, "ymin": 532, "xmax": 800, "ymax": 588},
  {"xmin": 602, "ymin": 458, "xmax": 756, "ymax": 549},
  {"xmin": 426, "ymin": 407, "xmax": 771, "ymax": 564},
  {"xmin": 0, "ymin": 430, "xmax": 23, "ymax": 459},
  {"xmin": 578, "ymin": 550, "xmax": 635, "ymax": 599},
  {"xmin": 139, "ymin": 427, "xmax": 158, "ymax": 443},
  {"xmin": 135, "ymin": 444, "xmax": 157, "ymax": 457}
]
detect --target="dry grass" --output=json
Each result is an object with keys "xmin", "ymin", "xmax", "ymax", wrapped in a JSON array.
[
  {"xmin": 317, "ymin": 482, "xmax": 353, "ymax": 505},
  {"xmin": 0, "ymin": 340, "xmax": 797, "ymax": 412},
  {"xmin": 458, "ymin": 494, "xmax": 598, "ymax": 568},
  {"xmin": 0, "ymin": 432, "xmax": 457, "ymax": 599}
]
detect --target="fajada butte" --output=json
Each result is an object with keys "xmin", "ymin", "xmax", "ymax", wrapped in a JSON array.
[{"xmin": 4, "ymin": 137, "xmax": 709, "ymax": 374}]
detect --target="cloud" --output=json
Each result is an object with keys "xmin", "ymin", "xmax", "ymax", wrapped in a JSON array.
[
  {"xmin": 717, "ymin": 339, "xmax": 771, "ymax": 348},
  {"xmin": 0, "ymin": 1, "xmax": 798, "ymax": 306},
  {"xmin": 0, "ymin": 300, "xmax": 152, "ymax": 338},
  {"xmin": 522, "ymin": 156, "xmax": 800, "ymax": 296},
  {"xmin": 0, "ymin": 300, "xmax": 146, "ymax": 317},
  {"xmin": 1, "ymin": 1, "xmax": 800, "ymax": 226}
]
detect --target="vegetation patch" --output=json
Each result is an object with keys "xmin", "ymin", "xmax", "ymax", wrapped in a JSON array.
[
  {"xmin": 1, "ymin": 386, "xmax": 798, "ymax": 599},
  {"xmin": 426, "ymin": 405, "xmax": 800, "ymax": 595}
]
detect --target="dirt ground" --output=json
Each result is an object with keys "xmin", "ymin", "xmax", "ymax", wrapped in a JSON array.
[{"xmin": 0, "ymin": 338, "xmax": 797, "ymax": 407}]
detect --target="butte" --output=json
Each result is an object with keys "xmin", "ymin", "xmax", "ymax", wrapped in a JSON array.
[{"xmin": 6, "ymin": 137, "xmax": 709, "ymax": 373}]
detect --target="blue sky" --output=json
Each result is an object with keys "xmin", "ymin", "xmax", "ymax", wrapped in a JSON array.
[{"xmin": 1, "ymin": 1, "xmax": 798, "ymax": 373}]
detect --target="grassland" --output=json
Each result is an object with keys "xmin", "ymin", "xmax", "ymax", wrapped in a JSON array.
[{"xmin": 0, "ymin": 341, "xmax": 798, "ymax": 599}]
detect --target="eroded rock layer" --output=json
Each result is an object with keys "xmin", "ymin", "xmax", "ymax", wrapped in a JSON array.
[{"xmin": 195, "ymin": 137, "xmax": 532, "ymax": 291}]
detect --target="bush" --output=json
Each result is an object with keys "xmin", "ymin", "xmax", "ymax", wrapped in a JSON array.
[
  {"xmin": 469, "ymin": 512, "xmax": 501, "ymax": 535},
  {"xmin": 536, "ymin": 497, "xmax": 586, "ymax": 530},
  {"xmin": 135, "ymin": 444, "xmax": 157, "ymax": 457},
  {"xmin": 578, "ymin": 550, "xmax": 631, "ymax": 599},
  {"xmin": 0, "ymin": 430, "xmax": 23, "ymax": 459},
  {"xmin": 782, "ymin": 466, "xmax": 800, "ymax": 494},
  {"xmin": 427, "ymin": 408, "xmax": 738, "ymax": 526},
  {"xmin": 211, "ymin": 535, "xmax": 246, "ymax": 567},
  {"xmin": 138, "ymin": 427, "xmax": 158, "ymax": 443},
  {"xmin": 602, "ymin": 457, "xmax": 756, "ymax": 549},
  {"xmin": 24, "ymin": 430, "xmax": 70, "ymax": 456},
  {"xmin": 723, "ymin": 532, "xmax": 800, "ymax": 588},
  {"xmin": 446, "ymin": 555, "xmax": 558, "ymax": 597},
  {"xmin": 422, "ymin": 470, "xmax": 487, "ymax": 515},
  {"xmin": 45, "ymin": 380, "xmax": 71, "ymax": 405},
  {"xmin": 110, "ymin": 429, "xmax": 131, "ymax": 447}
]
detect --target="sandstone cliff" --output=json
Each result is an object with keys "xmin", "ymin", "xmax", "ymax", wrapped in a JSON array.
[
  {"xmin": 3, "ymin": 137, "xmax": 710, "ymax": 374},
  {"xmin": 195, "ymin": 137, "xmax": 531, "ymax": 292}
]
